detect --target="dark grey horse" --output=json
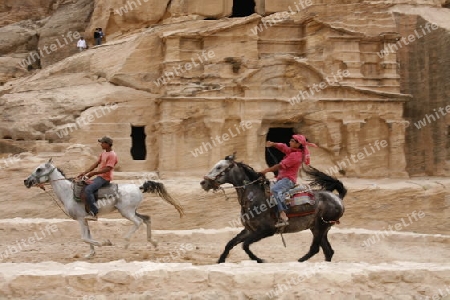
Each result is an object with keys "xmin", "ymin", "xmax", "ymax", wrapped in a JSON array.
[{"xmin": 200, "ymin": 154, "xmax": 347, "ymax": 263}]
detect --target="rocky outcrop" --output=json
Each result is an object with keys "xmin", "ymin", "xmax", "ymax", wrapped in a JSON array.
[
  {"xmin": 37, "ymin": 0, "xmax": 94, "ymax": 68},
  {"xmin": 0, "ymin": 0, "xmax": 56, "ymax": 26},
  {"xmin": 0, "ymin": 20, "xmax": 41, "ymax": 83},
  {"xmin": 0, "ymin": 0, "xmax": 449, "ymax": 177},
  {"xmin": 0, "ymin": 0, "xmax": 94, "ymax": 82},
  {"xmin": 388, "ymin": 6, "xmax": 450, "ymax": 176}
]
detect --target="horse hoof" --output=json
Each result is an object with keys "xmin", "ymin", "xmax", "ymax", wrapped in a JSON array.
[
  {"xmin": 257, "ymin": 259, "xmax": 265, "ymax": 263},
  {"xmin": 104, "ymin": 239, "xmax": 113, "ymax": 246},
  {"xmin": 124, "ymin": 243, "xmax": 130, "ymax": 249},
  {"xmin": 149, "ymin": 239, "xmax": 158, "ymax": 248}
]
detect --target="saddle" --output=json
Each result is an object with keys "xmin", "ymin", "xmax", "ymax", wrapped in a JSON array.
[
  {"xmin": 268, "ymin": 184, "xmax": 316, "ymax": 218},
  {"xmin": 73, "ymin": 181, "xmax": 119, "ymax": 212}
]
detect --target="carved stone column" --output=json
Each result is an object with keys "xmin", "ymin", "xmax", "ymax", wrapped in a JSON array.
[
  {"xmin": 204, "ymin": 119, "xmax": 225, "ymax": 167},
  {"xmin": 343, "ymin": 120, "xmax": 363, "ymax": 176},
  {"xmin": 157, "ymin": 120, "xmax": 182, "ymax": 173},
  {"xmin": 386, "ymin": 120, "xmax": 409, "ymax": 178},
  {"xmin": 379, "ymin": 34, "xmax": 401, "ymax": 89},
  {"xmin": 240, "ymin": 100, "xmax": 263, "ymax": 169},
  {"xmin": 326, "ymin": 121, "xmax": 343, "ymax": 157},
  {"xmin": 242, "ymin": 120, "xmax": 263, "ymax": 169},
  {"xmin": 258, "ymin": 123, "xmax": 271, "ymax": 170}
]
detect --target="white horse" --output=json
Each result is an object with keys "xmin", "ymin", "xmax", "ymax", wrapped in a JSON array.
[{"xmin": 24, "ymin": 159, "xmax": 184, "ymax": 258}]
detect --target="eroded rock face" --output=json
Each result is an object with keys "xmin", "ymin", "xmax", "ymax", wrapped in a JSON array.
[
  {"xmin": 36, "ymin": 0, "xmax": 94, "ymax": 68},
  {"xmin": 0, "ymin": 20, "xmax": 41, "ymax": 83},
  {"xmin": 393, "ymin": 13, "xmax": 450, "ymax": 176},
  {"xmin": 0, "ymin": 0, "xmax": 94, "ymax": 81},
  {"xmin": 0, "ymin": 0, "xmax": 56, "ymax": 26}
]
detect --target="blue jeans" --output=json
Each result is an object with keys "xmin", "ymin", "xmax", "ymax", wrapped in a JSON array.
[
  {"xmin": 271, "ymin": 177, "xmax": 295, "ymax": 212},
  {"xmin": 85, "ymin": 177, "xmax": 109, "ymax": 215}
]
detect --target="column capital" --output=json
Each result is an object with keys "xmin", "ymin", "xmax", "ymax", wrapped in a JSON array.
[
  {"xmin": 384, "ymin": 119, "xmax": 409, "ymax": 124},
  {"xmin": 344, "ymin": 120, "xmax": 364, "ymax": 132},
  {"xmin": 343, "ymin": 119, "xmax": 366, "ymax": 125}
]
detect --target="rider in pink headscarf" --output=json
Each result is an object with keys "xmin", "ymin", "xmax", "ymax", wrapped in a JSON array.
[
  {"xmin": 291, "ymin": 134, "xmax": 317, "ymax": 165},
  {"xmin": 260, "ymin": 134, "xmax": 317, "ymax": 227}
]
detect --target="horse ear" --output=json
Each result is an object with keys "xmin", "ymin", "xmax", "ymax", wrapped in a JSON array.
[
  {"xmin": 47, "ymin": 158, "xmax": 53, "ymax": 164},
  {"xmin": 225, "ymin": 152, "xmax": 236, "ymax": 161}
]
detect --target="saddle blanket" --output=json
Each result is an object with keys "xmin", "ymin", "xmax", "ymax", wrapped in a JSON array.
[
  {"xmin": 286, "ymin": 192, "xmax": 315, "ymax": 206},
  {"xmin": 268, "ymin": 191, "xmax": 315, "ymax": 208}
]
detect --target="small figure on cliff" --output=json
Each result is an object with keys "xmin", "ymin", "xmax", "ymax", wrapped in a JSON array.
[
  {"xmin": 98, "ymin": 28, "xmax": 104, "ymax": 43},
  {"xmin": 260, "ymin": 134, "xmax": 317, "ymax": 227},
  {"xmin": 94, "ymin": 28, "xmax": 104, "ymax": 45},
  {"xmin": 77, "ymin": 37, "xmax": 87, "ymax": 51}
]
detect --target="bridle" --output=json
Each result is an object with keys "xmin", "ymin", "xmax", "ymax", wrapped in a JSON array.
[
  {"xmin": 29, "ymin": 166, "xmax": 70, "ymax": 190},
  {"xmin": 27, "ymin": 166, "xmax": 72, "ymax": 217},
  {"xmin": 203, "ymin": 160, "xmax": 236, "ymax": 190},
  {"xmin": 204, "ymin": 160, "xmax": 265, "ymax": 191},
  {"xmin": 32, "ymin": 166, "xmax": 56, "ymax": 184}
]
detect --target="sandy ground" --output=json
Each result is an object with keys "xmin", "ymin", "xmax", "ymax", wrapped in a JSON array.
[{"xmin": 0, "ymin": 159, "xmax": 450, "ymax": 299}]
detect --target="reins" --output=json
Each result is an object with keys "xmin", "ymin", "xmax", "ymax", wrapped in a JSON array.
[
  {"xmin": 42, "ymin": 188, "xmax": 71, "ymax": 218},
  {"xmin": 214, "ymin": 178, "xmax": 262, "ymax": 201},
  {"xmin": 217, "ymin": 178, "xmax": 262, "ymax": 190},
  {"xmin": 32, "ymin": 176, "xmax": 77, "ymax": 219}
]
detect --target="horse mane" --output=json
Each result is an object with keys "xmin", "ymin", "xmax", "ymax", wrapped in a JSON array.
[
  {"xmin": 57, "ymin": 167, "xmax": 66, "ymax": 178},
  {"xmin": 236, "ymin": 162, "xmax": 261, "ymax": 182}
]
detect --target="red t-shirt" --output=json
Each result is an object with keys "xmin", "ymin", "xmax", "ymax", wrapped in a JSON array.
[{"xmin": 97, "ymin": 151, "xmax": 118, "ymax": 181}]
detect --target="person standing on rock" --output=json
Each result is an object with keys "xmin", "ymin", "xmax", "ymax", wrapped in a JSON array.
[
  {"xmin": 77, "ymin": 136, "xmax": 118, "ymax": 221},
  {"xmin": 94, "ymin": 28, "xmax": 102, "ymax": 46},
  {"xmin": 260, "ymin": 134, "xmax": 317, "ymax": 227},
  {"xmin": 98, "ymin": 28, "xmax": 104, "ymax": 44},
  {"xmin": 94, "ymin": 28, "xmax": 104, "ymax": 45},
  {"xmin": 77, "ymin": 37, "xmax": 87, "ymax": 51}
]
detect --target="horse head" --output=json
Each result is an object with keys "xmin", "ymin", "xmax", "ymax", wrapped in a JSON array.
[
  {"xmin": 24, "ymin": 158, "xmax": 56, "ymax": 188},
  {"xmin": 200, "ymin": 153, "xmax": 237, "ymax": 191},
  {"xmin": 200, "ymin": 153, "xmax": 264, "ymax": 191}
]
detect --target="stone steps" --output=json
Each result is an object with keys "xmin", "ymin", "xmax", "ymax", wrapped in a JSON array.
[{"xmin": 1, "ymin": 261, "xmax": 449, "ymax": 300}]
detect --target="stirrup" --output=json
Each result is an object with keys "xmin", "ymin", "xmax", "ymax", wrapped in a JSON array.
[
  {"xmin": 84, "ymin": 213, "xmax": 98, "ymax": 221},
  {"xmin": 275, "ymin": 219, "xmax": 289, "ymax": 228}
]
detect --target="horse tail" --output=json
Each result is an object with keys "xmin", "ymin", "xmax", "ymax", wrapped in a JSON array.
[
  {"xmin": 303, "ymin": 165, "xmax": 347, "ymax": 199},
  {"xmin": 140, "ymin": 181, "xmax": 185, "ymax": 217}
]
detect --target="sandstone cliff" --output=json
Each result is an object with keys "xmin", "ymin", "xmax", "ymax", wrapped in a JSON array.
[{"xmin": 0, "ymin": 0, "xmax": 449, "ymax": 178}]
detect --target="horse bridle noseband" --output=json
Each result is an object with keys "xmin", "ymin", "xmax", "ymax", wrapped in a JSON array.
[
  {"xmin": 33, "ymin": 167, "xmax": 56, "ymax": 183},
  {"xmin": 204, "ymin": 161, "xmax": 236, "ymax": 190}
]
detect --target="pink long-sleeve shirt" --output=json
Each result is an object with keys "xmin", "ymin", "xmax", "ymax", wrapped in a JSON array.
[{"xmin": 273, "ymin": 143, "xmax": 305, "ymax": 184}]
